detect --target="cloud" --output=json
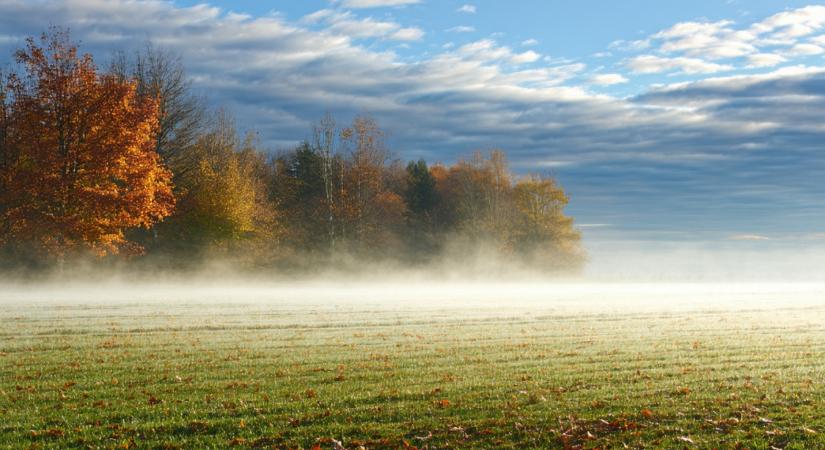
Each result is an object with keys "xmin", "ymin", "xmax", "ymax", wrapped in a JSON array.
[
  {"xmin": 608, "ymin": 39, "xmax": 650, "ymax": 52},
  {"xmin": 302, "ymin": 9, "xmax": 424, "ymax": 41},
  {"xmin": 455, "ymin": 39, "xmax": 543, "ymax": 66},
  {"xmin": 521, "ymin": 39, "xmax": 539, "ymax": 47},
  {"xmin": 730, "ymin": 234, "xmax": 771, "ymax": 241},
  {"xmin": 746, "ymin": 53, "xmax": 786, "ymax": 68},
  {"xmin": 652, "ymin": 19, "xmax": 757, "ymax": 60},
  {"xmin": 785, "ymin": 43, "xmax": 824, "ymax": 56},
  {"xmin": 339, "ymin": 0, "xmax": 420, "ymax": 8},
  {"xmin": 627, "ymin": 55, "xmax": 734, "ymax": 75},
  {"xmin": 750, "ymin": 5, "xmax": 825, "ymax": 40},
  {"xmin": 616, "ymin": 5, "xmax": 825, "ymax": 78},
  {"xmin": 590, "ymin": 73, "xmax": 628, "ymax": 85},
  {"xmin": 457, "ymin": 4, "xmax": 476, "ymax": 14},
  {"xmin": 447, "ymin": 26, "xmax": 475, "ymax": 33},
  {"xmin": 510, "ymin": 50, "xmax": 540, "ymax": 64}
]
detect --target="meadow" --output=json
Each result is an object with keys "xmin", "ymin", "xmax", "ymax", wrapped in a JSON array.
[{"xmin": 1, "ymin": 282, "xmax": 824, "ymax": 449}]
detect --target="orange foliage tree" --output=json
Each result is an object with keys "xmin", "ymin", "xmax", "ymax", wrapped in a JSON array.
[{"xmin": 0, "ymin": 30, "xmax": 174, "ymax": 257}]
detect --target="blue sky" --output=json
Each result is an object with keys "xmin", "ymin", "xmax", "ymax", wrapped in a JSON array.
[{"xmin": 1, "ymin": 0, "xmax": 825, "ymax": 257}]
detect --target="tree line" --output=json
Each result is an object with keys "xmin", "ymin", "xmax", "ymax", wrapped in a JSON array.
[{"xmin": 0, "ymin": 29, "xmax": 584, "ymax": 275}]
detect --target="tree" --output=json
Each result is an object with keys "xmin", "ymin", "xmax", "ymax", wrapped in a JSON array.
[
  {"xmin": 156, "ymin": 112, "xmax": 278, "ymax": 256},
  {"xmin": 111, "ymin": 44, "xmax": 205, "ymax": 179},
  {"xmin": 438, "ymin": 150, "xmax": 512, "ymax": 241},
  {"xmin": 405, "ymin": 159, "xmax": 437, "ymax": 217},
  {"xmin": 511, "ymin": 176, "xmax": 584, "ymax": 270},
  {"xmin": 270, "ymin": 142, "xmax": 329, "ymax": 252},
  {"xmin": 338, "ymin": 116, "xmax": 405, "ymax": 251},
  {"xmin": 312, "ymin": 113, "xmax": 340, "ymax": 250},
  {"xmin": 404, "ymin": 159, "xmax": 438, "ymax": 254},
  {"xmin": 0, "ymin": 29, "xmax": 174, "ymax": 258}
]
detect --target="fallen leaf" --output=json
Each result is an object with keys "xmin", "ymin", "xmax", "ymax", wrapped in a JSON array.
[{"xmin": 677, "ymin": 436, "xmax": 694, "ymax": 444}]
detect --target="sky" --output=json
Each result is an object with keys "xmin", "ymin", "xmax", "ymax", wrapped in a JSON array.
[{"xmin": 1, "ymin": 0, "xmax": 825, "ymax": 258}]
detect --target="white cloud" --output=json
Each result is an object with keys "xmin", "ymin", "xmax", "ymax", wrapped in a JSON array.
[
  {"xmin": 730, "ymin": 234, "xmax": 770, "ymax": 241},
  {"xmin": 627, "ymin": 55, "xmax": 734, "ymax": 75},
  {"xmin": 746, "ymin": 53, "xmax": 786, "ymax": 68},
  {"xmin": 785, "ymin": 43, "xmax": 824, "ymax": 56},
  {"xmin": 615, "ymin": 6, "xmax": 825, "ymax": 76},
  {"xmin": 392, "ymin": 27, "xmax": 424, "ymax": 41},
  {"xmin": 651, "ymin": 20, "xmax": 757, "ymax": 60},
  {"xmin": 590, "ymin": 73, "xmax": 628, "ymax": 85},
  {"xmin": 302, "ymin": 9, "xmax": 423, "ymax": 41},
  {"xmin": 521, "ymin": 38, "xmax": 539, "ymax": 47},
  {"xmin": 750, "ymin": 5, "xmax": 825, "ymax": 40},
  {"xmin": 510, "ymin": 50, "xmax": 540, "ymax": 64},
  {"xmin": 810, "ymin": 34, "xmax": 825, "ymax": 45},
  {"xmin": 339, "ymin": 0, "xmax": 420, "ymax": 8},
  {"xmin": 447, "ymin": 26, "xmax": 475, "ymax": 33},
  {"xmin": 608, "ymin": 39, "xmax": 650, "ymax": 52},
  {"xmin": 457, "ymin": 4, "xmax": 476, "ymax": 14}
]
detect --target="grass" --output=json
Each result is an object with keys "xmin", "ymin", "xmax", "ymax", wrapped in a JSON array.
[{"xmin": 1, "ymin": 282, "xmax": 824, "ymax": 449}]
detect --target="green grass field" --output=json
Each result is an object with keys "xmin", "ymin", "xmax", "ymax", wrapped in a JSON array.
[{"xmin": 1, "ymin": 282, "xmax": 824, "ymax": 449}]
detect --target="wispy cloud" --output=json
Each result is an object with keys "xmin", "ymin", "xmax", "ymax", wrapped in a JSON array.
[
  {"xmin": 457, "ymin": 4, "xmax": 476, "ymax": 14},
  {"xmin": 303, "ymin": 9, "xmax": 424, "ymax": 41},
  {"xmin": 590, "ymin": 73, "xmax": 628, "ymax": 85},
  {"xmin": 627, "ymin": 55, "xmax": 734, "ymax": 75},
  {"xmin": 447, "ymin": 25, "xmax": 475, "ymax": 33},
  {"xmin": 617, "ymin": 5, "xmax": 825, "ymax": 78},
  {"xmin": 339, "ymin": 0, "xmax": 420, "ymax": 8},
  {"xmin": 730, "ymin": 234, "xmax": 771, "ymax": 241},
  {"xmin": 745, "ymin": 53, "xmax": 786, "ymax": 68}
]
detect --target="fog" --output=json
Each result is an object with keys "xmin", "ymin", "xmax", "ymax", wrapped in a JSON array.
[
  {"xmin": 585, "ymin": 241, "xmax": 825, "ymax": 282},
  {"xmin": 2, "ymin": 276, "xmax": 824, "ymax": 319},
  {"xmin": 3, "ymin": 241, "xmax": 825, "ymax": 312}
]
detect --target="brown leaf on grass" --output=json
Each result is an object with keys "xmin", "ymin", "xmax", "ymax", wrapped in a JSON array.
[
  {"xmin": 227, "ymin": 437, "xmax": 246, "ymax": 446},
  {"xmin": 305, "ymin": 388, "xmax": 317, "ymax": 399},
  {"xmin": 641, "ymin": 409, "xmax": 654, "ymax": 418},
  {"xmin": 437, "ymin": 399, "xmax": 451, "ymax": 408}
]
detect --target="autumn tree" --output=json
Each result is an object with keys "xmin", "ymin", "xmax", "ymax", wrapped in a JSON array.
[
  {"xmin": 437, "ymin": 150, "xmax": 513, "ymax": 242},
  {"xmin": 511, "ymin": 176, "xmax": 584, "ymax": 270},
  {"xmin": 0, "ymin": 30, "xmax": 174, "ymax": 259},
  {"xmin": 155, "ymin": 112, "xmax": 278, "ymax": 257},
  {"xmin": 111, "ymin": 44, "xmax": 205, "ymax": 179},
  {"xmin": 339, "ymin": 116, "xmax": 406, "ymax": 251}
]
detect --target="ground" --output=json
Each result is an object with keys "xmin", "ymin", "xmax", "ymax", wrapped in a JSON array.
[{"xmin": 1, "ymin": 282, "xmax": 824, "ymax": 449}]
